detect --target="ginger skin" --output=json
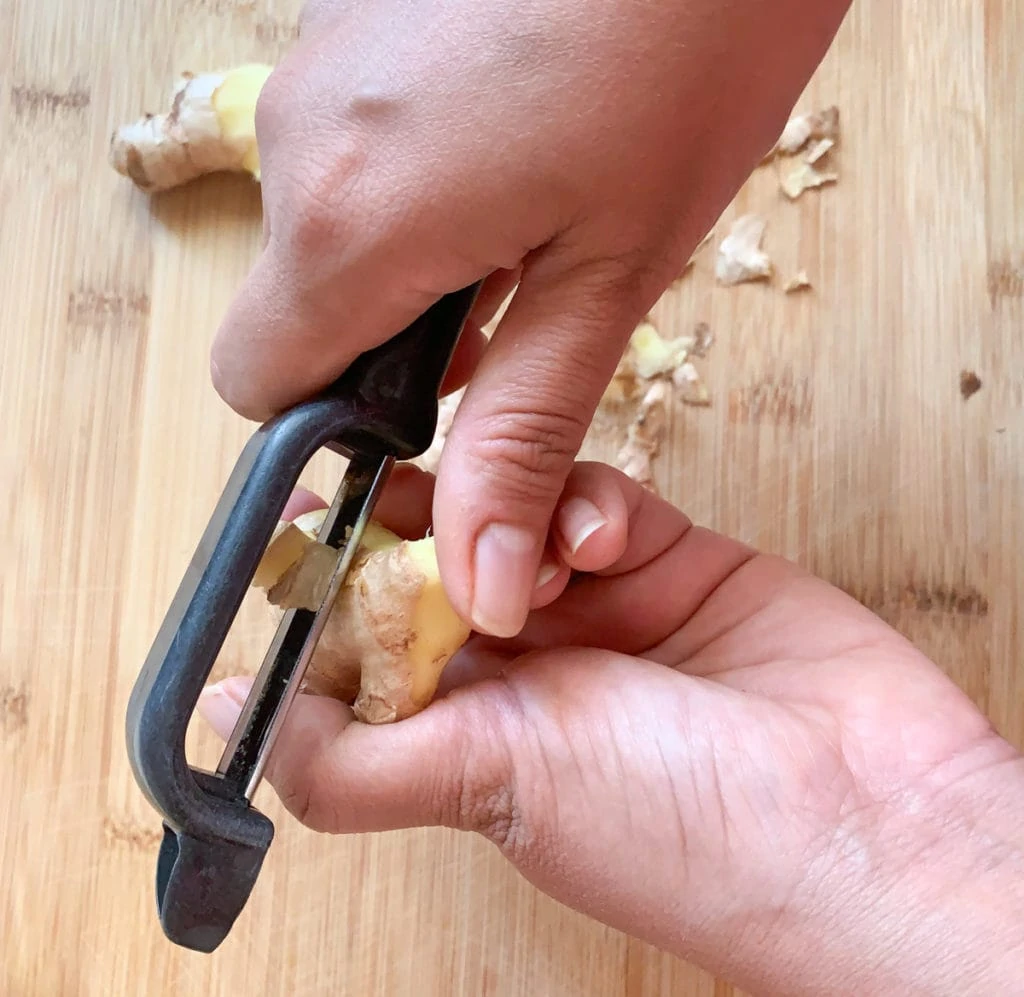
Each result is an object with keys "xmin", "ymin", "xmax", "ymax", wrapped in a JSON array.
[{"xmin": 253, "ymin": 510, "xmax": 470, "ymax": 724}]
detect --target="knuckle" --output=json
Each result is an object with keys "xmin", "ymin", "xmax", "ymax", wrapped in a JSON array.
[
  {"xmin": 588, "ymin": 251, "xmax": 666, "ymax": 317},
  {"xmin": 468, "ymin": 403, "xmax": 589, "ymax": 505},
  {"xmin": 252, "ymin": 73, "xmax": 368, "ymax": 262},
  {"xmin": 272, "ymin": 141, "xmax": 368, "ymax": 262},
  {"xmin": 284, "ymin": 168, "xmax": 346, "ymax": 257},
  {"xmin": 549, "ymin": 245, "xmax": 663, "ymax": 322}
]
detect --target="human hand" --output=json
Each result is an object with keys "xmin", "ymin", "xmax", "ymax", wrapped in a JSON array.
[
  {"xmin": 200, "ymin": 461, "xmax": 1024, "ymax": 995},
  {"xmin": 208, "ymin": 0, "xmax": 853, "ymax": 639}
]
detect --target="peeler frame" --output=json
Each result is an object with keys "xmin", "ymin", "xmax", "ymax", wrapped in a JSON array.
[{"xmin": 125, "ymin": 284, "xmax": 480, "ymax": 952}]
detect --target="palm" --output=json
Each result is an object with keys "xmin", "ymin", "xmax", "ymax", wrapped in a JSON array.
[
  {"xmin": 665, "ymin": 557, "xmax": 989, "ymax": 797},
  {"xmin": 430, "ymin": 538, "xmax": 994, "ymax": 953},
  {"xmin": 502, "ymin": 527, "xmax": 985, "ymax": 773}
]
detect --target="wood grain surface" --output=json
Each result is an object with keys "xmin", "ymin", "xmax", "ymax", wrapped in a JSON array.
[{"xmin": 2, "ymin": 1, "xmax": 1021, "ymax": 994}]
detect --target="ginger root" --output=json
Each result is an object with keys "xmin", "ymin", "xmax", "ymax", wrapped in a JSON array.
[
  {"xmin": 253, "ymin": 509, "xmax": 470, "ymax": 724},
  {"xmin": 110, "ymin": 64, "xmax": 272, "ymax": 191}
]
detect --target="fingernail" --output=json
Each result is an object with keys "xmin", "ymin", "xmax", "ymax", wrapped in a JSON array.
[
  {"xmin": 472, "ymin": 523, "xmax": 539, "ymax": 637},
  {"xmin": 535, "ymin": 561, "xmax": 559, "ymax": 589},
  {"xmin": 556, "ymin": 498, "xmax": 607, "ymax": 554},
  {"xmin": 197, "ymin": 679, "xmax": 247, "ymax": 741}
]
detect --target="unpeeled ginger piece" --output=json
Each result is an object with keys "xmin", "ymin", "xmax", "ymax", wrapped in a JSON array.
[{"xmin": 109, "ymin": 63, "xmax": 273, "ymax": 191}]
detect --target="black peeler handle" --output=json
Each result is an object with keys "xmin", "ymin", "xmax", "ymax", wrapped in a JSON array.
[
  {"xmin": 125, "ymin": 281, "xmax": 481, "ymax": 953},
  {"xmin": 317, "ymin": 285, "xmax": 481, "ymax": 460}
]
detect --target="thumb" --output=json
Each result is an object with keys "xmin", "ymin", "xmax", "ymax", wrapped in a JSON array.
[
  {"xmin": 434, "ymin": 257, "xmax": 644, "ymax": 638},
  {"xmin": 196, "ymin": 645, "xmax": 734, "ymax": 959},
  {"xmin": 195, "ymin": 643, "xmax": 697, "ymax": 886},
  {"xmin": 196, "ymin": 665, "xmax": 522, "ymax": 839}
]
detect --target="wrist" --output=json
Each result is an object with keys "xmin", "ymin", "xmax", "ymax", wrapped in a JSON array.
[{"xmin": 740, "ymin": 737, "xmax": 1024, "ymax": 995}]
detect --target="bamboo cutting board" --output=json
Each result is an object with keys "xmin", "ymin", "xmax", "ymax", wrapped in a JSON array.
[{"xmin": 1, "ymin": 1, "xmax": 1021, "ymax": 994}]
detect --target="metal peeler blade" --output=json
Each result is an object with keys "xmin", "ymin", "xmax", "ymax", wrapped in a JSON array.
[
  {"xmin": 215, "ymin": 453, "xmax": 394, "ymax": 803},
  {"xmin": 125, "ymin": 283, "xmax": 481, "ymax": 952}
]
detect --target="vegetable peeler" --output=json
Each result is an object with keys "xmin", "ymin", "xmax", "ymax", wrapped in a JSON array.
[{"xmin": 125, "ymin": 282, "xmax": 481, "ymax": 953}]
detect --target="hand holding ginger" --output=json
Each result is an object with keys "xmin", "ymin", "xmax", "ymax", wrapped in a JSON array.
[{"xmin": 200, "ymin": 460, "xmax": 1024, "ymax": 994}]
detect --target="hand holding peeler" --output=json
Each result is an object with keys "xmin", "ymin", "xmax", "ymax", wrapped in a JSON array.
[{"xmin": 125, "ymin": 283, "xmax": 481, "ymax": 953}]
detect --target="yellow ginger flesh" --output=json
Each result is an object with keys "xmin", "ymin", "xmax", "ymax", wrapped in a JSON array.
[{"xmin": 253, "ymin": 509, "xmax": 470, "ymax": 724}]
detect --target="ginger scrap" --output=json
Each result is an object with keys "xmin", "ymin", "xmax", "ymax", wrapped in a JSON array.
[
  {"xmin": 775, "ymin": 116, "xmax": 813, "ymax": 157},
  {"xmin": 110, "ymin": 64, "xmax": 272, "ymax": 191},
  {"xmin": 629, "ymin": 321, "xmax": 696, "ymax": 379},
  {"xmin": 253, "ymin": 509, "xmax": 470, "ymax": 724},
  {"xmin": 784, "ymin": 271, "xmax": 812, "ymax": 293},
  {"xmin": 809, "ymin": 106, "xmax": 840, "ymax": 143},
  {"xmin": 606, "ymin": 320, "xmax": 712, "ymax": 402},
  {"xmin": 804, "ymin": 138, "xmax": 835, "ymax": 165},
  {"xmin": 773, "ymin": 108, "xmax": 840, "ymax": 197},
  {"xmin": 715, "ymin": 214, "xmax": 773, "ymax": 285},
  {"xmin": 672, "ymin": 361, "xmax": 711, "ymax": 406},
  {"xmin": 689, "ymin": 320, "xmax": 714, "ymax": 358},
  {"xmin": 413, "ymin": 387, "xmax": 464, "ymax": 474},
  {"xmin": 766, "ymin": 105, "xmax": 840, "ymax": 158},
  {"xmin": 602, "ymin": 358, "xmax": 639, "ymax": 405},
  {"xmin": 607, "ymin": 319, "xmax": 713, "ymax": 487},
  {"xmin": 781, "ymin": 162, "xmax": 838, "ymax": 200},
  {"xmin": 616, "ymin": 381, "xmax": 670, "ymax": 491},
  {"xmin": 267, "ymin": 538, "xmax": 339, "ymax": 609}
]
